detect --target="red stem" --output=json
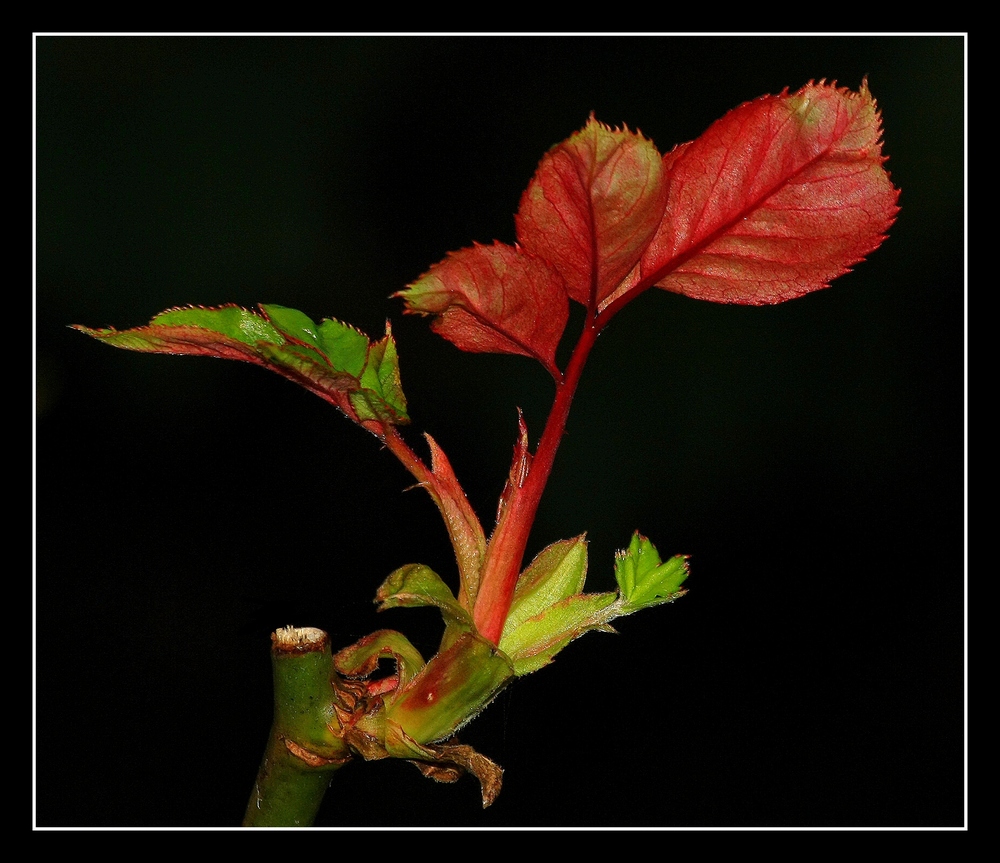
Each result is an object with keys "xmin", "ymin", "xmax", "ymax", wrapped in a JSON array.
[
  {"xmin": 472, "ymin": 318, "xmax": 602, "ymax": 644},
  {"xmin": 380, "ymin": 424, "xmax": 432, "ymax": 486},
  {"xmin": 470, "ymin": 268, "xmax": 668, "ymax": 644},
  {"xmin": 380, "ymin": 272, "xmax": 663, "ymax": 646}
]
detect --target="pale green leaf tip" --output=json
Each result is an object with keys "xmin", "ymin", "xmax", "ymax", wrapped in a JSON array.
[{"xmin": 614, "ymin": 532, "xmax": 690, "ymax": 611}]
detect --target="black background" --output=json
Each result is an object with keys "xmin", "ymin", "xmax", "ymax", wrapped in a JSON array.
[{"xmin": 35, "ymin": 35, "xmax": 965, "ymax": 827}]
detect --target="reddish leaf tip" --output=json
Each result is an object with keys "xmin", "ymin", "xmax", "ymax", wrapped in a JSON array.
[{"xmin": 396, "ymin": 241, "xmax": 568, "ymax": 378}]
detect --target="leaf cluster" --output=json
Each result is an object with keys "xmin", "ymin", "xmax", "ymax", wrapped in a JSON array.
[{"xmin": 73, "ymin": 80, "xmax": 898, "ymax": 811}]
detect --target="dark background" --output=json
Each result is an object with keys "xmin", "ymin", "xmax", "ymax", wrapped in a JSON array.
[{"xmin": 35, "ymin": 35, "xmax": 965, "ymax": 827}]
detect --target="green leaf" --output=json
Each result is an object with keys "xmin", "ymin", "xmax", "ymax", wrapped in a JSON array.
[
  {"xmin": 499, "ymin": 590, "xmax": 618, "ymax": 676},
  {"xmin": 614, "ymin": 532, "xmax": 689, "ymax": 610},
  {"xmin": 73, "ymin": 304, "xmax": 408, "ymax": 428},
  {"xmin": 500, "ymin": 536, "xmax": 589, "ymax": 641},
  {"xmin": 376, "ymin": 563, "xmax": 477, "ymax": 653},
  {"xmin": 376, "ymin": 564, "xmax": 472, "ymax": 628},
  {"xmin": 263, "ymin": 303, "xmax": 370, "ymax": 378},
  {"xmin": 498, "ymin": 532, "xmax": 688, "ymax": 674},
  {"xmin": 497, "ymin": 536, "xmax": 621, "ymax": 676},
  {"xmin": 352, "ymin": 325, "xmax": 408, "ymax": 423}
]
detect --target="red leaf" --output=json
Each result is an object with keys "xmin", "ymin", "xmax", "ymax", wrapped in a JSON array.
[
  {"xmin": 635, "ymin": 80, "xmax": 900, "ymax": 306},
  {"xmin": 516, "ymin": 115, "xmax": 668, "ymax": 310},
  {"xmin": 396, "ymin": 242, "xmax": 568, "ymax": 379}
]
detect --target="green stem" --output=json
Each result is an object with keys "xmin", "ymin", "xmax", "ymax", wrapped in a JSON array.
[{"xmin": 243, "ymin": 627, "xmax": 350, "ymax": 827}]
